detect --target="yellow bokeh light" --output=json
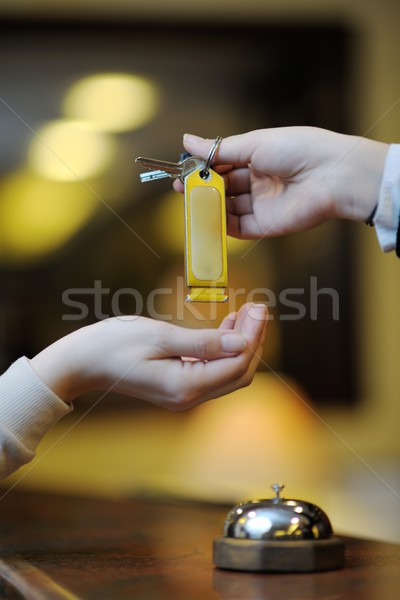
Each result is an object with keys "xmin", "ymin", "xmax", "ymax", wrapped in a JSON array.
[
  {"xmin": 63, "ymin": 73, "xmax": 159, "ymax": 132},
  {"xmin": 28, "ymin": 120, "xmax": 115, "ymax": 182},
  {"xmin": 0, "ymin": 171, "xmax": 98, "ymax": 262}
]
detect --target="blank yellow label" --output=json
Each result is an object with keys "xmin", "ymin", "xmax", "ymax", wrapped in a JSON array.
[
  {"xmin": 189, "ymin": 185, "xmax": 223, "ymax": 281},
  {"xmin": 184, "ymin": 166, "xmax": 227, "ymax": 300}
]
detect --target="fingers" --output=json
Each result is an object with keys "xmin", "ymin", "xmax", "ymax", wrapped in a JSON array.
[
  {"xmin": 183, "ymin": 131, "xmax": 266, "ymax": 168},
  {"xmin": 169, "ymin": 303, "xmax": 268, "ymax": 409},
  {"xmin": 173, "ymin": 178, "xmax": 184, "ymax": 193},
  {"xmin": 226, "ymin": 210, "xmax": 264, "ymax": 239},
  {"xmin": 160, "ymin": 322, "xmax": 246, "ymax": 361},
  {"xmin": 172, "ymin": 156, "xmax": 251, "ymax": 196},
  {"xmin": 226, "ymin": 213, "xmax": 242, "ymax": 239},
  {"xmin": 218, "ymin": 311, "xmax": 237, "ymax": 330},
  {"xmin": 233, "ymin": 303, "xmax": 268, "ymax": 343},
  {"xmin": 205, "ymin": 304, "xmax": 268, "ymax": 399},
  {"xmin": 239, "ymin": 303, "xmax": 269, "ymax": 379},
  {"xmin": 226, "ymin": 192, "xmax": 253, "ymax": 217},
  {"xmin": 183, "ymin": 129, "xmax": 313, "ymax": 180},
  {"xmin": 224, "ymin": 167, "xmax": 251, "ymax": 197}
]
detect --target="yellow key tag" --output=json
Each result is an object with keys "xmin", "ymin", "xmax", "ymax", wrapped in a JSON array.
[{"xmin": 184, "ymin": 166, "xmax": 228, "ymax": 302}]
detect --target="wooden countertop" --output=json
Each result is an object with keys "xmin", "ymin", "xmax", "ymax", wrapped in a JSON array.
[{"xmin": 0, "ymin": 490, "xmax": 399, "ymax": 599}]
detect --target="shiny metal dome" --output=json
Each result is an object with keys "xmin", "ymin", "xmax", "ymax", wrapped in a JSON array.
[{"xmin": 223, "ymin": 484, "xmax": 333, "ymax": 541}]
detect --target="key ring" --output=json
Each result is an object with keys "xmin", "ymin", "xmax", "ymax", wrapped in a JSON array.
[{"xmin": 201, "ymin": 136, "xmax": 222, "ymax": 179}]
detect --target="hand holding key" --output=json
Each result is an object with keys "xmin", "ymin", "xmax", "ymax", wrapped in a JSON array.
[{"xmin": 175, "ymin": 128, "xmax": 389, "ymax": 239}]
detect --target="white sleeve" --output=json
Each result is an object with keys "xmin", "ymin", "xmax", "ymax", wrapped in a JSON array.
[
  {"xmin": 374, "ymin": 144, "xmax": 400, "ymax": 252},
  {"xmin": 0, "ymin": 357, "xmax": 72, "ymax": 480}
]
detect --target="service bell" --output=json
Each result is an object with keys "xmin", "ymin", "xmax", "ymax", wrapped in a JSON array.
[{"xmin": 213, "ymin": 484, "xmax": 345, "ymax": 572}]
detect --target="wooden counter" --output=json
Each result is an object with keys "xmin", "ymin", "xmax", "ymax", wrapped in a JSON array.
[{"xmin": 0, "ymin": 490, "xmax": 399, "ymax": 599}]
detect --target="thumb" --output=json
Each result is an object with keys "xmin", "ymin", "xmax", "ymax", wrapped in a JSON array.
[
  {"xmin": 183, "ymin": 131, "xmax": 265, "ymax": 168},
  {"xmin": 163, "ymin": 326, "xmax": 246, "ymax": 361}
]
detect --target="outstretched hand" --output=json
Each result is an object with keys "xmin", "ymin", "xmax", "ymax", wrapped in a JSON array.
[{"xmin": 30, "ymin": 303, "xmax": 268, "ymax": 411}]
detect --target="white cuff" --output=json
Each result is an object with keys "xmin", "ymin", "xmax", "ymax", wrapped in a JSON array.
[
  {"xmin": 0, "ymin": 356, "xmax": 72, "ymax": 453},
  {"xmin": 374, "ymin": 144, "xmax": 400, "ymax": 252}
]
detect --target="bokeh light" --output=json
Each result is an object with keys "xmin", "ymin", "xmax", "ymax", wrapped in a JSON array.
[
  {"xmin": 28, "ymin": 119, "xmax": 115, "ymax": 182},
  {"xmin": 0, "ymin": 170, "xmax": 98, "ymax": 262},
  {"xmin": 63, "ymin": 72, "xmax": 160, "ymax": 132}
]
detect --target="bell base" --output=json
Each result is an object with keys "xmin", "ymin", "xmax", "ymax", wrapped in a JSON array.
[{"xmin": 213, "ymin": 536, "xmax": 345, "ymax": 573}]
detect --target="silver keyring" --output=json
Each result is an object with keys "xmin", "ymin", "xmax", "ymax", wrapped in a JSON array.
[{"xmin": 202, "ymin": 136, "xmax": 222, "ymax": 178}]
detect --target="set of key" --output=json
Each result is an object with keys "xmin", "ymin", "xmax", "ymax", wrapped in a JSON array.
[
  {"xmin": 135, "ymin": 154, "xmax": 207, "ymax": 183},
  {"xmin": 135, "ymin": 139, "xmax": 228, "ymax": 302}
]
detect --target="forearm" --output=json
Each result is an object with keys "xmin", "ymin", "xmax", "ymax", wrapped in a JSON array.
[{"xmin": 0, "ymin": 357, "xmax": 72, "ymax": 480}]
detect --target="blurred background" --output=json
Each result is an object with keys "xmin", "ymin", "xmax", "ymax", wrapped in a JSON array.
[{"xmin": 0, "ymin": 0, "xmax": 399, "ymax": 543}]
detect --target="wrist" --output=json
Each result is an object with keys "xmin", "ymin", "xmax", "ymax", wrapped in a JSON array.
[
  {"xmin": 331, "ymin": 135, "xmax": 389, "ymax": 223},
  {"xmin": 30, "ymin": 327, "xmax": 94, "ymax": 404}
]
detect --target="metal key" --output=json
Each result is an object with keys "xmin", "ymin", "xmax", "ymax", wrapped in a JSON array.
[{"xmin": 135, "ymin": 155, "xmax": 206, "ymax": 183}]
